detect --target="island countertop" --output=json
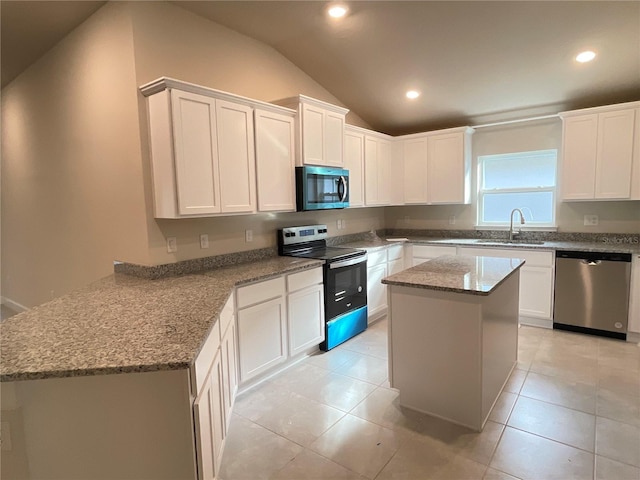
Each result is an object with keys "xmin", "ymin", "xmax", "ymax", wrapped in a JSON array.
[
  {"xmin": 382, "ymin": 254, "xmax": 525, "ymax": 295},
  {"xmin": 0, "ymin": 257, "xmax": 323, "ymax": 382}
]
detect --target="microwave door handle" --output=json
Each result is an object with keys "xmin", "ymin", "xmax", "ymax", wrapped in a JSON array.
[{"xmin": 339, "ymin": 176, "xmax": 348, "ymax": 202}]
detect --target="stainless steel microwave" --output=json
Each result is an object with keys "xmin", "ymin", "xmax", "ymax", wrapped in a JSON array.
[{"xmin": 295, "ymin": 166, "xmax": 349, "ymax": 211}]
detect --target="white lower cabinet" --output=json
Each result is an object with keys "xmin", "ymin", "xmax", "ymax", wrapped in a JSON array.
[
  {"xmin": 457, "ymin": 246, "xmax": 555, "ymax": 327},
  {"xmin": 237, "ymin": 295, "xmax": 287, "ymax": 382},
  {"xmin": 192, "ymin": 293, "xmax": 236, "ymax": 480},
  {"xmin": 287, "ymin": 268, "xmax": 325, "ymax": 356},
  {"xmin": 367, "ymin": 245, "xmax": 405, "ymax": 322},
  {"xmin": 236, "ymin": 267, "xmax": 325, "ymax": 387},
  {"xmin": 194, "ymin": 351, "xmax": 225, "ymax": 480},
  {"xmin": 412, "ymin": 244, "xmax": 458, "ymax": 266}
]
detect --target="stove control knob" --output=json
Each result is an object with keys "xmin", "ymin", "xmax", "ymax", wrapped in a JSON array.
[{"xmin": 358, "ymin": 286, "xmax": 363, "ymax": 292}]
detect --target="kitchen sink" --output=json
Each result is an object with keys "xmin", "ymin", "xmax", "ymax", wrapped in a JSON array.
[{"xmin": 474, "ymin": 239, "xmax": 546, "ymax": 245}]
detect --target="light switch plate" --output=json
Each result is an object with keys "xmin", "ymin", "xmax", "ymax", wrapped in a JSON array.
[
  {"xmin": 245, "ymin": 230, "xmax": 253, "ymax": 242},
  {"xmin": 200, "ymin": 234, "xmax": 209, "ymax": 249},
  {"xmin": 167, "ymin": 237, "xmax": 177, "ymax": 253},
  {"xmin": 584, "ymin": 214, "xmax": 599, "ymax": 226}
]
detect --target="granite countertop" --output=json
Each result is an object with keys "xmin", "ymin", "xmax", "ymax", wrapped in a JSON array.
[
  {"xmin": 0, "ymin": 257, "xmax": 323, "ymax": 382},
  {"xmin": 382, "ymin": 255, "xmax": 525, "ymax": 295},
  {"xmin": 341, "ymin": 235, "xmax": 640, "ymax": 255}
]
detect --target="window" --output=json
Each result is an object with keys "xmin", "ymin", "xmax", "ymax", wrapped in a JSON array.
[{"xmin": 477, "ymin": 149, "xmax": 557, "ymax": 227}]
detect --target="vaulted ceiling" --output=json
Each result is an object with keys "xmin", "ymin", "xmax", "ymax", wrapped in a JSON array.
[{"xmin": 3, "ymin": 1, "xmax": 639, "ymax": 135}]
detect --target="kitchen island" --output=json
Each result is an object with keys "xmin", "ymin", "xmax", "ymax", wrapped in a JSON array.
[{"xmin": 382, "ymin": 254, "xmax": 524, "ymax": 431}]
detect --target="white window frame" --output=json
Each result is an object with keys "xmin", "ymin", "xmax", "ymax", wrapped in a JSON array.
[{"xmin": 476, "ymin": 149, "xmax": 558, "ymax": 228}]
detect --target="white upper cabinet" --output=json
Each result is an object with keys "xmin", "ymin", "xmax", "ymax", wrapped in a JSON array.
[
  {"xmin": 169, "ymin": 90, "xmax": 221, "ymax": 216},
  {"xmin": 560, "ymin": 102, "xmax": 639, "ymax": 201},
  {"xmin": 427, "ymin": 129, "xmax": 472, "ymax": 204},
  {"xmin": 254, "ymin": 108, "xmax": 296, "ymax": 212},
  {"xmin": 403, "ymin": 135, "xmax": 429, "ymax": 204},
  {"xmin": 344, "ymin": 125, "xmax": 365, "ymax": 207},
  {"xmin": 141, "ymin": 78, "xmax": 300, "ymax": 218},
  {"xmin": 277, "ymin": 95, "xmax": 349, "ymax": 167},
  {"xmin": 364, "ymin": 132, "xmax": 393, "ymax": 206},
  {"xmin": 400, "ymin": 127, "xmax": 473, "ymax": 205},
  {"xmin": 215, "ymin": 100, "xmax": 256, "ymax": 214}
]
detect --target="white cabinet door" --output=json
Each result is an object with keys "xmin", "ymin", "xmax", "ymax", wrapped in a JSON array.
[
  {"xmin": 216, "ymin": 100, "xmax": 256, "ymax": 213},
  {"xmin": 403, "ymin": 136, "xmax": 429, "ymax": 204},
  {"xmin": 288, "ymin": 284, "xmax": 325, "ymax": 356},
  {"xmin": 254, "ymin": 109, "xmax": 295, "ymax": 212},
  {"xmin": 519, "ymin": 266, "xmax": 554, "ymax": 319},
  {"xmin": 220, "ymin": 321, "xmax": 238, "ymax": 430},
  {"xmin": 388, "ymin": 258, "xmax": 404, "ymax": 276},
  {"xmin": 325, "ymin": 111, "xmax": 345, "ymax": 167},
  {"xmin": 367, "ymin": 263, "xmax": 388, "ymax": 321},
  {"xmin": 170, "ymin": 90, "xmax": 221, "ymax": 216},
  {"xmin": 561, "ymin": 114, "xmax": 598, "ymax": 200},
  {"xmin": 344, "ymin": 128, "xmax": 365, "ymax": 207},
  {"xmin": 427, "ymin": 131, "xmax": 468, "ymax": 204},
  {"xmin": 364, "ymin": 136, "xmax": 391, "ymax": 206},
  {"xmin": 595, "ymin": 108, "xmax": 635, "ymax": 199},
  {"xmin": 301, "ymin": 102, "xmax": 325, "ymax": 165},
  {"xmin": 237, "ymin": 296, "xmax": 287, "ymax": 382},
  {"xmin": 194, "ymin": 351, "xmax": 225, "ymax": 480},
  {"xmin": 300, "ymin": 102, "xmax": 345, "ymax": 167}
]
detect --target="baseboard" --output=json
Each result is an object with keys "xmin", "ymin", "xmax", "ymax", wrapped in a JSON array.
[
  {"xmin": 519, "ymin": 316, "xmax": 552, "ymax": 329},
  {"xmin": 626, "ymin": 331, "xmax": 640, "ymax": 344},
  {"xmin": 1, "ymin": 296, "xmax": 29, "ymax": 313}
]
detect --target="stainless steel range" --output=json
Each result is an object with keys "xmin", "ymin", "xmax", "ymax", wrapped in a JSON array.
[{"xmin": 278, "ymin": 225, "xmax": 367, "ymax": 350}]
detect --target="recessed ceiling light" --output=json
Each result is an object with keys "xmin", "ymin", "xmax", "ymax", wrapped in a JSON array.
[
  {"xmin": 576, "ymin": 50, "xmax": 596, "ymax": 63},
  {"xmin": 406, "ymin": 90, "xmax": 420, "ymax": 100},
  {"xmin": 328, "ymin": 5, "xmax": 348, "ymax": 18}
]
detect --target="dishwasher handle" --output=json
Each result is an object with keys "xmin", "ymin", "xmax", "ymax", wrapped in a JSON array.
[{"xmin": 581, "ymin": 259, "xmax": 602, "ymax": 266}]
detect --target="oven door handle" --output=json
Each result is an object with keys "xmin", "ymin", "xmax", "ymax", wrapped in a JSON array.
[{"xmin": 329, "ymin": 254, "xmax": 367, "ymax": 269}]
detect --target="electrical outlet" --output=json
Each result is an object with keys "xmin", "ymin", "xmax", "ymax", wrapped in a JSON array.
[
  {"xmin": 336, "ymin": 219, "xmax": 341, "ymax": 230},
  {"xmin": 245, "ymin": 230, "xmax": 253, "ymax": 242},
  {"xmin": 448, "ymin": 215, "xmax": 456, "ymax": 225},
  {"xmin": 200, "ymin": 234, "xmax": 209, "ymax": 249},
  {"xmin": 167, "ymin": 237, "xmax": 177, "ymax": 253},
  {"xmin": 584, "ymin": 214, "xmax": 599, "ymax": 226},
  {"xmin": 342, "ymin": 219, "xmax": 347, "ymax": 229}
]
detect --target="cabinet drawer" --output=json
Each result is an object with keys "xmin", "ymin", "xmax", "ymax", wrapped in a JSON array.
[
  {"xmin": 237, "ymin": 276, "xmax": 285, "ymax": 309},
  {"xmin": 193, "ymin": 321, "xmax": 221, "ymax": 394},
  {"xmin": 457, "ymin": 247, "xmax": 554, "ymax": 267},
  {"xmin": 220, "ymin": 293, "xmax": 235, "ymax": 336},
  {"xmin": 413, "ymin": 244, "xmax": 457, "ymax": 258},
  {"xmin": 287, "ymin": 267, "xmax": 323, "ymax": 293},
  {"xmin": 367, "ymin": 249, "xmax": 387, "ymax": 267},
  {"xmin": 387, "ymin": 244, "xmax": 404, "ymax": 261}
]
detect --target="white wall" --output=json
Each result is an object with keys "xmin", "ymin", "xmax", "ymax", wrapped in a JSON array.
[{"xmin": 1, "ymin": 2, "xmax": 149, "ymax": 309}]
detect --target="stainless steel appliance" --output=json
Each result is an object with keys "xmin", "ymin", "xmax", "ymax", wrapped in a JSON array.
[
  {"xmin": 278, "ymin": 224, "xmax": 367, "ymax": 350},
  {"xmin": 295, "ymin": 166, "xmax": 349, "ymax": 211},
  {"xmin": 554, "ymin": 250, "xmax": 632, "ymax": 339}
]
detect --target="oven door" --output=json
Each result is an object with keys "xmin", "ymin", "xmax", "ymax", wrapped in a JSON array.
[
  {"xmin": 296, "ymin": 166, "xmax": 349, "ymax": 211},
  {"xmin": 325, "ymin": 255, "xmax": 367, "ymax": 320}
]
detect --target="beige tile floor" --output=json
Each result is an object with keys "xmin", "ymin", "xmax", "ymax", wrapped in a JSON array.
[{"xmin": 220, "ymin": 318, "xmax": 640, "ymax": 480}]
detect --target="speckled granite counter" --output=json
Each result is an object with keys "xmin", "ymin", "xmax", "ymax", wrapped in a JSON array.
[
  {"xmin": 0, "ymin": 257, "xmax": 322, "ymax": 382},
  {"xmin": 382, "ymin": 255, "xmax": 525, "ymax": 295},
  {"xmin": 340, "ymin": 234, "xmax": 640, "ymax": 255}
]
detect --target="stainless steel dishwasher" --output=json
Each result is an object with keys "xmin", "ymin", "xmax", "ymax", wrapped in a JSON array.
[{"xmin": 553, "ymin": 250, "xmax": 632, "ymax": 339}]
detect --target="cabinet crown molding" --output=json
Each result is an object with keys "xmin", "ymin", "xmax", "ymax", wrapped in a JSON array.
[
  {"xmin": 139, "ymin": 77, "xmax": 296, "ymax": 116},
  {"xmin": 559, "ymin": 100, "xmax": 640, "ymax": 118},
  {"xmin": 275, "ymin": 94, "xmax": 350, "ymax": 115}
]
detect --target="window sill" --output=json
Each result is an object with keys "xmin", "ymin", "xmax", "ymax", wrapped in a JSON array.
[{"xmin": 474, "ymin": 225, "xmax": 558, "ymax": 232}]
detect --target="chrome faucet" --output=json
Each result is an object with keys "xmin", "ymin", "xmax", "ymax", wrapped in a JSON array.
[{"xmin": 509, "ymin": 208, "xmax": 525, "ymax": 241}]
